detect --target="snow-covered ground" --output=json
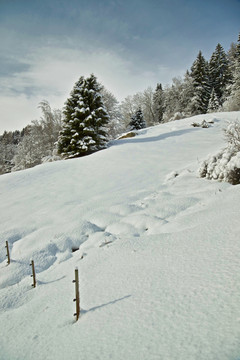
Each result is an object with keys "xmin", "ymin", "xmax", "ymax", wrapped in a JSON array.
[{"xmin": 0, "ymin": 112, "xmax": 240, "ymax": 360}]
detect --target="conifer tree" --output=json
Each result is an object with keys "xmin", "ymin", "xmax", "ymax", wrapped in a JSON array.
[
  {"xmin": 129, "ymin": 108, "xmax": 146, "ymax": 130},
  {"xmin": 207, "ymin": 88, "xmax": 220, "ymax": 113},
  {"xmin": 223, "ymin": 33, "xmax": 240, "ymax": 110},
  {"xmin": 189, "ymin": 51, "xmax": 211, "ymax": 114},
  {"xmin": 57, "ymin": 74, "xmax": 109, "ymax": 158},
  {"xmin": 153, "ymin": 83, "xmax": 164, "ymax": 123},
  {"xmin": 209, "ymin": 43, "xmax": 232, "ymax": 104},
  {"xmin": 227, "ymin": 41, "xmax": 238, "ymax": 76}
]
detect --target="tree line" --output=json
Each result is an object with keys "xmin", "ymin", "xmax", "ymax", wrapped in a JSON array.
[{"xmin": 0, "ymin": 33, "xmax": 239, "ymax": 174}]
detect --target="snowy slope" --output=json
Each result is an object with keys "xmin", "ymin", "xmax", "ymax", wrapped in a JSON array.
[{"xmin": 0, "ymin": 112, "xmax": 240, "ymax": 360}]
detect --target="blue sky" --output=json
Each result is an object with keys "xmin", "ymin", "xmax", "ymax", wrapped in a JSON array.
[{"xmin": 0, "ymin": 0, "xmax": 239, "ymax": 132}]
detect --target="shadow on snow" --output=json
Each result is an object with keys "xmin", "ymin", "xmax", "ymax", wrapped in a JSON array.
[{"xmin": 112, "ymin": 128, "xmax": 201, "ymax": 146}]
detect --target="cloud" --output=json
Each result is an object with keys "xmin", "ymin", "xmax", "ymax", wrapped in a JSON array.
[
  {"xmin": 1, "ymin": 0, "xmax": 239, "ymax": 134},
  {"xmin": 0, "ymin": 95, "xmax": 42, "ymax": 133},
  {"xmin": 0, "ymin": 43, "xmax": 178, "ymax": 133}
]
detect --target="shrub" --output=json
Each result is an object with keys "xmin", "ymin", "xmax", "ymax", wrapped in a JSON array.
[
  {"xmin": 199, "ymin": 120, "xmax": 240, "ymax": 185},
  {"xmin": 223, "ymin": 120, "xmax": 240, "ymax": 151},
  {"xmin": 199, "ymin": 148, "xmax": 240, "ymax": 184},
  {"xmin": 191, "ymin": 120, "xmax": 211, "ymax": 128}
]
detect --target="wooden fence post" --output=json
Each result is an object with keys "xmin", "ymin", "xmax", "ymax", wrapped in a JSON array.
[
  {"xmin": 5, "ymin": 241, "xmax": 10, "ymax": 265},
  {"xmin": 73, "ymin": 267, "xmax": 80, "ymax": 321},
  {"xmin": 30, "ymin": 260, "xmax": 36, "ymax": 288}
]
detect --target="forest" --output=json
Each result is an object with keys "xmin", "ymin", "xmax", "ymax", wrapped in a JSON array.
[{"xmin": 0, "ymin": 33, "xmax": 239, "ymax": 174}]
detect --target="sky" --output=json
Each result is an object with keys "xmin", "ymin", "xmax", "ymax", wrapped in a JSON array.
[{"xmin": 0, "ymin": 0, "xmax": 239, "ymax": 133}]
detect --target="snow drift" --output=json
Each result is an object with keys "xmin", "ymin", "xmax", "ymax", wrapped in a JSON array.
[{"xmin": 0, "ymin": 112, "xmax": 240, "ymax": 360}]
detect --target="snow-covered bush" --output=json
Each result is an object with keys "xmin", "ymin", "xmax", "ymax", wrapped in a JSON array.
[
  {"xmin": 199, "ymin": 148, "xmax": 240, "ymax": 184},
  {"xmin": 192, "ymin": 120, "xmax": 210, "ymax": 128},
  {"xmin": 199, "ymin": 120, "xmax": 240, "ymax": 185},
  {"xmin": 41, "ymin": 149, "xmax": 62, "ymax": 163},
  {"xmin": 223, "ymin": 120, "xmax": 240, "ymax": 151},
  {"xmin": 169, "ymin": 112, "xmax": 185, "ymax": 122}
]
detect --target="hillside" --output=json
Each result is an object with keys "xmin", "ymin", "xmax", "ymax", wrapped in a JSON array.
[{"xmin": 0, "ymin": 112, "xmax": 240, "ymax": 360}]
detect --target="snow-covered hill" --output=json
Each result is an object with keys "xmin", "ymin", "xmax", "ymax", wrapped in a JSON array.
[{"xmin": 0, "ymin": 112, "xmax": 240, "ymax": 360}]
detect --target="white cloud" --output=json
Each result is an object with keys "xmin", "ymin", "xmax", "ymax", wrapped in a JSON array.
[
  {"xmin": 0, "ymin": 95, "xmax": 42, "ymax": 133},
  {"xmin": 0, "ymin": 44, "xmax": 177, "ymax": 133}
]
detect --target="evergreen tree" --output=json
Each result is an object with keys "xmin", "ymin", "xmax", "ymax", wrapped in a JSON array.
[
  {"xmin": 189, "ymin": 51, "xmax": 211, "ymax": 114},
  {"xmin": 153, "ymin": 83, "xmax": 164, "ymax": 123},
  {"xmin": 129, "ymin": 108, "xmax": 146, "ymax": 130},
  {"xmin": 57, "ymin": 74, "xmax": 109, "ymax": 158},
  {"xmin": 223, "ymin": 33, "xmax": 240, "ymax": 110},
  {"xmin": 207, "ymin": 88, "xmax": 220, "ymax": 113},
  {"xmin": 209, "ymin": 43, "xmax": 232, "ymax": 104},
  {"xmin": 119, "ymin": 90, "xmax": 153, "ymax": 130},
  {"xmin": 228, "ymin": 41, "xmax": 238, "ymax": 70},
  {"xmin": 237, "ymin": 33, "xmax": 240, "ymax": 53}
]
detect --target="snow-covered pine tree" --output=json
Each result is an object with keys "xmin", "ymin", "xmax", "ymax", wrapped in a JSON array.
[
  {"xmin": 129, "ymin": 108, "xmax": 146, "ymax": 130},
  {"xmin": 207, "ymin": 88, "xmax": 220, "ymax": 113},
  {"xmin": 189, "ymin": 51, "xmax": 211, "ymax": 114},
  {"xmin": 223, "ymin": 33, "xmax": 240, "ymax": 111},
  {"xmin": 209, "ymin": 43, "xmax": 232, "ymax": 105},
  {"xmin": 57, "ymin": 74, "xmax": 109, "ymax": 158},
  {"xmin": 228, "ymin": 41, "xmax": 238, "ymax": 72},
  {"xmin": 153, "ymin": 83, "xmax": 164, "ymax": 123}
]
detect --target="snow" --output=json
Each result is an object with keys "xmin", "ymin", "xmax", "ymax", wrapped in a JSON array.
[
  {"xmin": 74, "ymin": 107, "xmax": 86, "ymax": 113},
  {"xmin": 0, "ymin": 112, "xmax": 240, "ymax": 360}
]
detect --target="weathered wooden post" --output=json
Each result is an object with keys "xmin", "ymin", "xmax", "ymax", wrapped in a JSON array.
[
  {"xmin": 73, "ymin": 267, "xmax": 80, "ymax": 321},
  {"xmin": 5, "ymin": 241, "xmax": 10, "ymax": 265},
  {"xmin": 30, "ymin": 260, "xmax": 36, "ymax": 288}
]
